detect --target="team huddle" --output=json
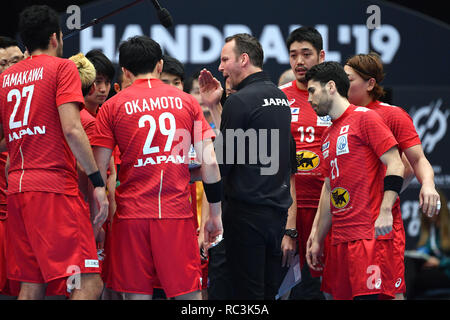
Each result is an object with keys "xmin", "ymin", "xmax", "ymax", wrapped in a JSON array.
[{"xmin": 0, "ymin": 4, "xmax": 441, "ymax": 300}]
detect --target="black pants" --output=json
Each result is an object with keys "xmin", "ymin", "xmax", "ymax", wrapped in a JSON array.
[
  {"xmin": 223, "ymin": 201, "xmax": 287, "ymax": 300},
  {"xmin": 207, "ymin": 240, "xmax": 233, "ymax": 300}
]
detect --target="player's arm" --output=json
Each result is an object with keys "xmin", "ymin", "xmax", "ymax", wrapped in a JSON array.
[
  {"xmin": 401, "ymin": 152, "xmax": 415, "ymax": 193},
  {"xmin": 307, "ymin": 177, "xmax": 332, "ymax": 271},
  {"xmin": 107, "ymin": 156, "xmax": 117, "ymax": 221},
  {"xmin": 403, "ymin": 144, "xmax": 440, "ymax": 217},
  {"xmin": 198, "ymin": 68, "xmax": 223, "ymax": 129},
  {"xmin": 91, "ymin": 146, "xmax": 113, "ymax": 227},
  {"xmin": 281, "ymin": 174, "xmax": 298, "ymax": 267},
  {"xmin": 0, "ymin": 122, "xmax": 5, "ymax": 153},
  {"xmin": 375, "ymin": 146, "xmax": 405, "ymax": 237},
  {"xmin": 307, "ymin": 182, "xmax": 326, "ymax": 252},
  {"xmin": 193, "ymin": 138, "xmax": 223, "ymax": 245},
  {"xmin": 58, "ymin": 102, "xmax": 109, "ymax": 225}
]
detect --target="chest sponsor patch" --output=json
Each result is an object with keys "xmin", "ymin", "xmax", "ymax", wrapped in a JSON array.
[
  {"xmin": 291, "ymin": 107, "xmax": 299, "ymax": 122},
  {"xmin": 331, "ymin": 187, "xmax": 350, "ymax": 209},
  {"xmin": 317, "ymin": 115, "xmax": 332, "ymax": 127},
  {"xmin": 336, "ymin": 134, "xmax": 349, "ymax": 156},
  {"xmin": 296, "ymin": 150, "xmax": 319, "ymax": 171}
]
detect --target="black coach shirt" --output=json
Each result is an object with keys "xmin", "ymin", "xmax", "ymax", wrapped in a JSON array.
[{"xmin": 217, "ymin": 71, "xmax": 294, "ymax": 211}]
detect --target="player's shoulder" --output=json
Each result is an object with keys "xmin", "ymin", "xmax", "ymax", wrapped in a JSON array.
[{"xmin": 278, "ymin": 80, "xmax": 295, "ymax": 92}]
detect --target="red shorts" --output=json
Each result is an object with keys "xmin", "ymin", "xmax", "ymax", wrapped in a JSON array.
[
  {"xmin": 325, "ymin": 239, "xmax": 383, "ymax": 300},
  {"xmin": 107, "ymin": 217, "xmax": 202, "ymax": 298},
  {"xmin": 376, "ymin": 223, "xmax": 406, "ymax": 299},
  {"xmin": 6, "ymin": 192, "xmax": 100, "ymax": 284},
  {"xmin": 297, "ymin": 207, "xmax": 322, "ymax": 277}
]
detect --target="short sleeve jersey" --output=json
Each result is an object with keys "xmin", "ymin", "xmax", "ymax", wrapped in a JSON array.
[
  {"xmin": 80, "ymin": 108, "xmax": 96, "ymax": 145},
  {"xmin": 0, "ymin": 54, "xmax": 85, "ymax": 195},
  {"xmin": 80, "ymin": 109, "xmax": 95, "ymax": 145},
  {"xmin": 368, "ymin": 100, "xmax": 422, "ymax": 237},
  {"xmin": 320, "ymin": 105, "xmax": 398, "ymax": 244},
  {"xmin": 92, "ymin": 78, "xmax": 215, "ymax": 219},
  {"xmin": 280, "ymin": 80, "xmax": 331, "ymax": 208}
]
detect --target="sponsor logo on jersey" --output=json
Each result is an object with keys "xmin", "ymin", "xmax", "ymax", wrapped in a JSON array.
[
  {"xmin": 291, "ymin": 107, "xmax": 299, "ymax": 122},
  {"xmin": 336, "ymin": 134, "xmax": 349, "ymax": 156},
  {"xmin": 322, "ymin": 141, "xmax": 330, "ymax": 151},
  {"xmin": 375, "ymin": 278, "xmax": 382, "ymax": 289},
  {"xmin": 85, "ymin": 259, "xmax": 99, "ymax": 268},
  {"xmin": 296, "ymin": 150, "xmax": 319, "ymax": 171},
  {"xmin": 317, "ymin": 115, "xmax": 332, "ymax": 127},
  {"xmin": 331, "ymin": 187, "xmax": 350, "ymax": 209},
  {"xmin": 395, "ymin": 278, "xmax": 402, "ymax": 288}
]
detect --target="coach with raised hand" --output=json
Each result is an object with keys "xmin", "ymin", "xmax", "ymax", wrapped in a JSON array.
[{"xmin": 215, "ymin": 33, "xmax": 295, "ymax": 300}]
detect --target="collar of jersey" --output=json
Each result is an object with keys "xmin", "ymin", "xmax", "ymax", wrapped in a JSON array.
[
  {"xmin": 236, "ymin": 71, "xmax": 270, "ymax": 91},
  {"xmin": 132, "ymin": 78, "xmax": 163, "ymax": 88},
  {"xmin": 332, "ymin": 104, "xmax": 355, "ymax": 124}
]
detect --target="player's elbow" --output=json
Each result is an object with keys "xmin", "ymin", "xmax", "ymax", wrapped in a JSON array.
[{"xmin": 62, "ymin": 124, "xmax": 84, "ymax": 143}]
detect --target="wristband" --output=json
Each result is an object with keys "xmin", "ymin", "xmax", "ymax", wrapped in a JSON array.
[
  {"xmin": 88, "ymin": 171, "xmax": 105, "ymax": 188},
  {"xmin": 203, "ymin": 180, "xmax": 223, "ymax": 203},
  {"xmin": 383, "ymin": 175, "xmax": 403, "ymax": 194}
]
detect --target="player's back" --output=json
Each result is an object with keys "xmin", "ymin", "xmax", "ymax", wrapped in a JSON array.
[
  {"xmin": 0, "ymin": 54, "xmax": 84, "ymax": 195},
  {"xmin": 95, "ymin": 78, "xmax": 214, "ymax": 219}
]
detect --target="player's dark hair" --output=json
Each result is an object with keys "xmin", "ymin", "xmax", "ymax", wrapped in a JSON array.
[
  {"xmin": 305, "ymin": 62, "xmax": 350, "ymax": 98},
  {"xmin": 86, "ymin": 49, "xmax": 115, "ymax": 83},
  {"xmin": 18, "ymin": 5, "xmax": 61, "ymax": 53},
  {"xmin": 286, "ymin": 26, "xmax": 323, "ymax": 54},
  {"xmin": 183, "ymin": 70, "xmax": 200, "ymax": 94},
  {"xmin": 0, "ymin": 36, "xmax": 20, "ymax": 50},
  {"xmin": 119, "ymin": 36, "xmax": 162, "ymax": 76},
  {"xmin": 225, "ymin": 33, "xmax": 263, "ymax": 69},
  {"xmin": 345, "ymin": 52, "xmax": 385, "ymax": 100},
  {"xmin": 162, "ymin": 55, "xmax": 185, "ymax": 81},
  {"xmin": 115, "ymin": 66, "xmax": 124, "ymax": 87}
]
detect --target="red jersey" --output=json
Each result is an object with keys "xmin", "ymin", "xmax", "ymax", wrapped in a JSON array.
[
  {"xmin": 80, "ymin": 108, "xmax": 96, "ymax": 145},
  {"xmin": 92, "ymin": 78, "xmax": 215, "ymax": 219},
  {"xmin": 367, "ymin": 100, "xmax": 422, "ymax": 235},
  {"xmin": 0, "ymin": 54, "xmax": 85, "ymax": 196},
  {"xmin": 0, "ymin": 152, "xmax": 6, "ymax": 216},
  {"xmin": 280, "ymin": 80, "xmax": 331, "ymax": 208},
  {"xmin": 321, "ymin": 105, "xmax": 398, "ymax": 244}
]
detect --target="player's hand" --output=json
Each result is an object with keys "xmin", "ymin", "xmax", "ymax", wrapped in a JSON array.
[
  {"xmin": 93, "ymin": 186, "xmax": 109, "ymax": 227},
  {"xmin": 374, "ymin": 207, "xmax": 393, "ymax": 238},
  {"xmin": 281, "ymin": 236, "xmax": 297, "ymax": 268},
  {"xmin": 203, "ymin": 214, "xmax": 223, "ymax": 245},
  {"xmin": 306, "ymin": 226, "xmax": 316, "ymax": 253},
  {"xmin": 419, "ymin": 184, "xmax": 440, "ymax": 218},
  {"xmin": 198, "ymin": 69, "xmax": 223, "ymax": 107},
  {"xmin": 307, "ymin": 240, "xmax": 324, "ymax": 271}
]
